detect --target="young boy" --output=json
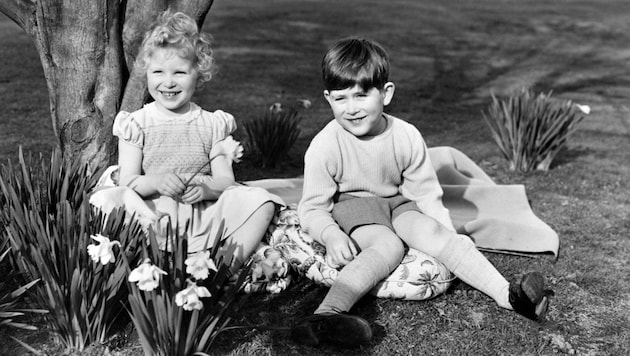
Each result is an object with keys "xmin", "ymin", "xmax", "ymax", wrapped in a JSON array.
[{"xmin": 292, "ymin": 37, "xmax": 554, "ymax": 347}]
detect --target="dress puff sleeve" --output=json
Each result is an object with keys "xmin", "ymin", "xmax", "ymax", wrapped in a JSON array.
[
  {"xmin": 112, "ymin": 111, "xmax": 144, "ymax": 147},
  {"xmin": 209, "ymin": 109, "xmax": 237, "ymax": 143}
]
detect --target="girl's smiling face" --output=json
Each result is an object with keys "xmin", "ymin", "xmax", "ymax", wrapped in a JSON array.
[{"xmin": 147, "ymin": 48, "xmax": 198, "ymax": 115}]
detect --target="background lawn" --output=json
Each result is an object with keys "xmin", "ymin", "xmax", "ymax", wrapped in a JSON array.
[{"xmin": 1, "ymin": 0, "xmax": 629, "ymax": 355}]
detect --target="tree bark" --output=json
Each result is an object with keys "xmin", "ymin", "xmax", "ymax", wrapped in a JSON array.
[
  {"xmin": 1, "ymin": 0, "xmax": 124, "ymax": 169},
  {"xmin": 0, "ymin": 0, "xmax": 215, "ymax": 169}
]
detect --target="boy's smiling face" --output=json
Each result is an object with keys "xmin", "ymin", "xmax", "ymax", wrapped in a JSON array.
[{"xmin": 324, "ymin": 83, "xmax": 395, "ymax": 138}]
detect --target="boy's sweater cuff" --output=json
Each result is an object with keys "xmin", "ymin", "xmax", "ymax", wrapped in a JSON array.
[{"xmin": 310, "ymin": 220, "xmax": 338, "ymax": 245}]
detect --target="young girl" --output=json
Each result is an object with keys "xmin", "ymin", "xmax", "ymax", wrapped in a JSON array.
[{"xmin": 113, "ymin": 11, "xmax": 282, "ymax": 272}]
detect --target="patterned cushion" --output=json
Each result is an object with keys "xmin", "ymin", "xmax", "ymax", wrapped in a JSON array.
[{"xmin": 246, "ymin": 207, "xmax": 453, "ymax": 300}]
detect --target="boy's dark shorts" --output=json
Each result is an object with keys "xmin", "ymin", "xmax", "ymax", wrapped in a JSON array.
[{"xmin": 331, "ymin": 194, "xmax": 420, "ymax": 234}]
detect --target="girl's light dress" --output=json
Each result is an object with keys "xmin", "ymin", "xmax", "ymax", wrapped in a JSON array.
[{"xmin": 113, "ymin": 102, "xmax": 283, "ymax": 252}]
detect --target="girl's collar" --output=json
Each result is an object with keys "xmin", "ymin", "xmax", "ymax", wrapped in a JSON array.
[{"xmin": 145, "ymin": 102, "xmax": 202, "ymax": 122}]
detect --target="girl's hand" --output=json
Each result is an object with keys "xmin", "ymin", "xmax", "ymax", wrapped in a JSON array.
[
  {"xmin": 156, "ymin": 173, "xmax": 186, "ymax": 198},
  {"xmin": 180, "ymin": 184, "xmax": 213, "ymax": 205},
  {"xmin": 322, "ymin": 228, "xmax": 358, "ymax": 268}
]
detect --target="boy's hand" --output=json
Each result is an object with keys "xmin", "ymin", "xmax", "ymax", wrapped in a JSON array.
[
  {"xmin": 322, "ymin": 228, "xmax": 358, "ymax": 268},
  {"xmin": 156, "ymin": 173, "xmax": 186, "ymax": 198}
]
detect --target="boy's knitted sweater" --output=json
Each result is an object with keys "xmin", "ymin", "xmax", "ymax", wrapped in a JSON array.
[{"xmin": 298, "ymin": 114, "xmax": 455, "ymax": 244}]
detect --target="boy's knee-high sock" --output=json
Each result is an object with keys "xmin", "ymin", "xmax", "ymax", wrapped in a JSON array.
[
  {"xmin": 315, "ymin": 248, "xmax": 398, "ymax": 314},
  {"xmin": 437, "ymin": 234, "xmax": 511, "ymax": 309}
]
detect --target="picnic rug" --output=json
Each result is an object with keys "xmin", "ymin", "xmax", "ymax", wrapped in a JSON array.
[{"xmin": 246, "ymin": 146, "xmax": 559, "ymax": 257}]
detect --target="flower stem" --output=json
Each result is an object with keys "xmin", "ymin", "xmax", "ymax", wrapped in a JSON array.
[{"xmin": 183, "ymin": 159, "xmax": 213, "ymax": 187}]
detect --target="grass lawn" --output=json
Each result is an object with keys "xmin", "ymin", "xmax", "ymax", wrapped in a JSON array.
[{"xmin": 1, "ymin": 0, "xmax": 629, "ymax": 355}]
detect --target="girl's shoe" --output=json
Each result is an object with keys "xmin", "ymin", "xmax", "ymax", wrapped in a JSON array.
[
  {"xmin": 509, "ymin": 272, "xmax": 554, "ymax": 322},
  {"xmin": 291, "ymin": 312, "xmax": 372, "ymax": 347}
]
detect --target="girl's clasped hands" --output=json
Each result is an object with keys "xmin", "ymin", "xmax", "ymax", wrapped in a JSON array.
[{"xmin": 155, "ymin": 173, "xmax": 208, "ymax": 205}]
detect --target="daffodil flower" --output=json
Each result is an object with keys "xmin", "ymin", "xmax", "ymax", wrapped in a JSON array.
[
  {"xmin": 183, "ymin": 136, "xmax": 244, "ymax": 187},
  {"xmin": 87, "ymin": 234, "xmax": 121, "ymax": 265},
  {"xmin": 267, "ymin": 278, "xmax": 288, "ymax": 294},
  {"xmin": 209, "ymin": 135, "xmax": 244, "ymax": 163},
  {"xmin": 269, "ymin": 102, "xmax": 283, "ymax": 113},
  {"xmin": 128, "ymin": 259, "xmax": 167, "ymax": 291},
  {"xmin": 175, "ymin": 279, "xmax": 211, "ymax": 311},
  {"xmin": 296, "ymin": 99, "xmax": 312, "ymax": 109},
  {"xmin": 576, "ymin": 104, "xmax": 591, "ymax": 114},
  {"xmin": 184, "ymin": 251, "xmax": 218, "ymax": 280}
]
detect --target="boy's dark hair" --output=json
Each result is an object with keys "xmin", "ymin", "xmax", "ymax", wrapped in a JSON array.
[{"xmin": 322, "ymin": 38, "xmax": 390, "ymax": 91}]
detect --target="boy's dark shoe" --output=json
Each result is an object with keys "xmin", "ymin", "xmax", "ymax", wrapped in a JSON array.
[
  {"xmin": 291, "ymin": 312, "xmax": 372, "ymax": 347},
  {"xmin": 509, "ymin": 272, "xmax": 555, "ymax": 322}
]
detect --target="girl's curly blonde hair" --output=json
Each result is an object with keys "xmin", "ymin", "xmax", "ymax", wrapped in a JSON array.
[{"xmin": 136, "ymin": 11, "xmax": 216, "ymax": 87}]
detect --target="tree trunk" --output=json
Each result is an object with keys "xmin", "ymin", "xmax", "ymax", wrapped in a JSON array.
[
  {"xmin": 0, "ymin": 0, "xmax": 214, "ymax": 170},
  {"xmin": 1, "ymin": 0, "xmax": 124, "ymax": 169}
]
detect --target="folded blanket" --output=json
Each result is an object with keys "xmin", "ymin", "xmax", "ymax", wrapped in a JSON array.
[{"xmin": 246, "ymin": 146, "xmax": 559, "ymax": 256}]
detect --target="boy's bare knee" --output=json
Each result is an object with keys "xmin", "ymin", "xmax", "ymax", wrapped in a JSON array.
[
  {"xmin": 393, "ymin": 210, "xmax": 445, "ymax": 237},
  {"xmin": 372, "ymin": 237, "xmax": 404, "ymax": 266},
  {"xmin": 424, "ymin": 217, "xmax": 448, "ymax": 238},
  {"xmin": 351, "ymin": 225, "xmax": 404, "ymax": 259},
  {"xmin": 377, "ymin": 236, "xmax": 404, "ymax": 253}
]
